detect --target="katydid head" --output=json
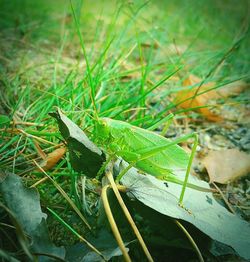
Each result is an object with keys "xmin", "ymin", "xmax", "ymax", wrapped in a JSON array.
[{"xmin": 93, "ymin": 118, "xmax": 111, "ymax": 143}]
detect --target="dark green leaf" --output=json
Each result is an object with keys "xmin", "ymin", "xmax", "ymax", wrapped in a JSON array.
[
  {"xmin": 0, "ymin": 170, "xmax": 65, "ymax": 261},
  {"xmin": 0, "ymin": 202, "xmax": 34, "ymax": 261},
  {"xmin": 50, "ymin": 108, "xmax": 105, "ymax": 177}
]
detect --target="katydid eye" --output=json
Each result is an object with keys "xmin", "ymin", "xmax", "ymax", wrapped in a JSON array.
[{"xmin": 99, "ymin": 120, "xmax": 106, "ymax": 127}]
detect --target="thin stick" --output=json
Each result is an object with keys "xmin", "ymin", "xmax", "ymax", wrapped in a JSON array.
[
  {"xmin": 33, "ymin": 160, "xmax": 91, "ymax": 230},
  {"xmin": 211, "ymin": 182, "xmax": 235, "ymax": 214},
  {"xmin": 101, "ymin": 185, "xmax": 131, "ymax": 262},
  {"xmin": 11, "ymin": 121, "xmax": 44, "ymax": 127},
  {"xmin": 175, "ymin": 220, "xmax": 204, "ymax": 262},
  {"xmin": 6, "ymin": 128, "xmax": 56, "ymax": 145},
  {"xmin": 106, "ymin": 171, "xmax": 154, "ymax": 262},
  {"xmin": 30, "ymin": 176, "xmax": 48, "ymax": 188}
]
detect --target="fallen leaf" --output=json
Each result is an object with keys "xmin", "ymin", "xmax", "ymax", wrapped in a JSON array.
[
  {"xmin": 0, "ymin": 170, "xmax": 65, "ymax": 259},
  {"xmin": 175, "ymin": 74, "xmax": 222, "ymax": 122},
  {"xmin": 40, "ymin": 147, "xmax": 66, "ymax": 171},
  {"xmin": 118, "ymin": 160, "xmax": 250, "ymax": 260},
  {"xmin": 175, "ymin": 76, "xmax": 249, "ymax": 122},
  {"xmin": 50, "ymin": 108, "xmax": 106, "ymax": 177},
  {"xmin": 203, "ymin": 149, "xmax": 250, "ymax": 183}
]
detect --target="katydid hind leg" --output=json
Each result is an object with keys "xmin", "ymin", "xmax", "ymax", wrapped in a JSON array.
[
  {"xmin": 116, "ymin": 132, "xmax": 198, "ymax": 190},
  {"xmin": 136, "ymin": 132, "xmax": 196, "ymax": 162},
  {"xmin": 179, "ymin": 133, "xmax": 198, "ymax": 205},
  {"xmin": 135, "ymin": 131, "xmax": 199, "ymax": 204}
]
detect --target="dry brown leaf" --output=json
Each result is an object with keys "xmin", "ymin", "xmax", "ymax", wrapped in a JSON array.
[
  {"xmin": 175, "ymin": 74, "xmax": 222, "ymax": 122},
  {"xmin": 40, "ymin": 147, "xmax": 66, "ymax": 171},
  {"xmin": 203, "ymin": 149, "xmax": 250, "ymax": 184},
  {"xmin": 175, "ymin": 75, "xmax": 249, "ymax": 122}
]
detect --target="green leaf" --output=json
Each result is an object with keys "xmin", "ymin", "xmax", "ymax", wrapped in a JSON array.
[
  {"xmin": 50, "ymin": 108, "xmax": 105, "ymax": 177},
  {"xmin": 118, "ymin": 160, "xmax": 250, "ymax": 260},
  {"xmin": 0, "ymin": 170, "xmax": 65, "ymax": 261}
]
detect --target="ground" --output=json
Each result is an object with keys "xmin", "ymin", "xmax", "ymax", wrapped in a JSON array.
[{"xmin": 0, "ymin": 0, "xmax": 249, "ymax": 261}]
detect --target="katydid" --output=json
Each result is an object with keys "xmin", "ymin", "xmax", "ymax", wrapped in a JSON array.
[{"xmin": 93, "ymin": 115, "xmax": 200, "ymax": 204}]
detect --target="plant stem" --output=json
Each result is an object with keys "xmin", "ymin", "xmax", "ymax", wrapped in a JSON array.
[{"xmin": 101, "ymin": 184, "xmax": 131, "ymax": 262}]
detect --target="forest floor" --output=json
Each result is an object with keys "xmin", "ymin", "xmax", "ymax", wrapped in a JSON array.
[{"xmin": 0, "ymin": 1, "xmax": 250, "ymax": 261}]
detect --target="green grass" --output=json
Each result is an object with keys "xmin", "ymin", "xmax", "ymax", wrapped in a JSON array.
[{"xmin": 0, "ymin": 0, "xmax": 249, "ymax": 260}]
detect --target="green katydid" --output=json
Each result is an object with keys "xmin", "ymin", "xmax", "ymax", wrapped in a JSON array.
[{"xmin": 93, "ymin": 114, "xmax": 202, "ymax": 205}]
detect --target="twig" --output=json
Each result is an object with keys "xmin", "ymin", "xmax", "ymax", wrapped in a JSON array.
[
  {"xmin": 211, "ymin": 182, "xmax": 236, "ymax": 214},
  {"xmin": 30, "ymin": 177, "xmax": 48, "ymax": 188},
  {"xmin": 175, "ymin": 220, "xmax": 204, "ymax": 262},
  {"xmin": 106, "ymin": 171, "xmax": 154, "ymax": 262},
  {"xmin": 33, "ymin": 160, "xmax": 91, "ymax": 230},
  {"xmin": 11, "ymin": 121, "xmax": 45, "ymax": 127},
  {"xmin": 3, "ymin": 128, "xmax": 55, "ymax": 145},
  {"xmin": 101, "ymin": 184, "xmax": 131, "ymax": 262}
]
